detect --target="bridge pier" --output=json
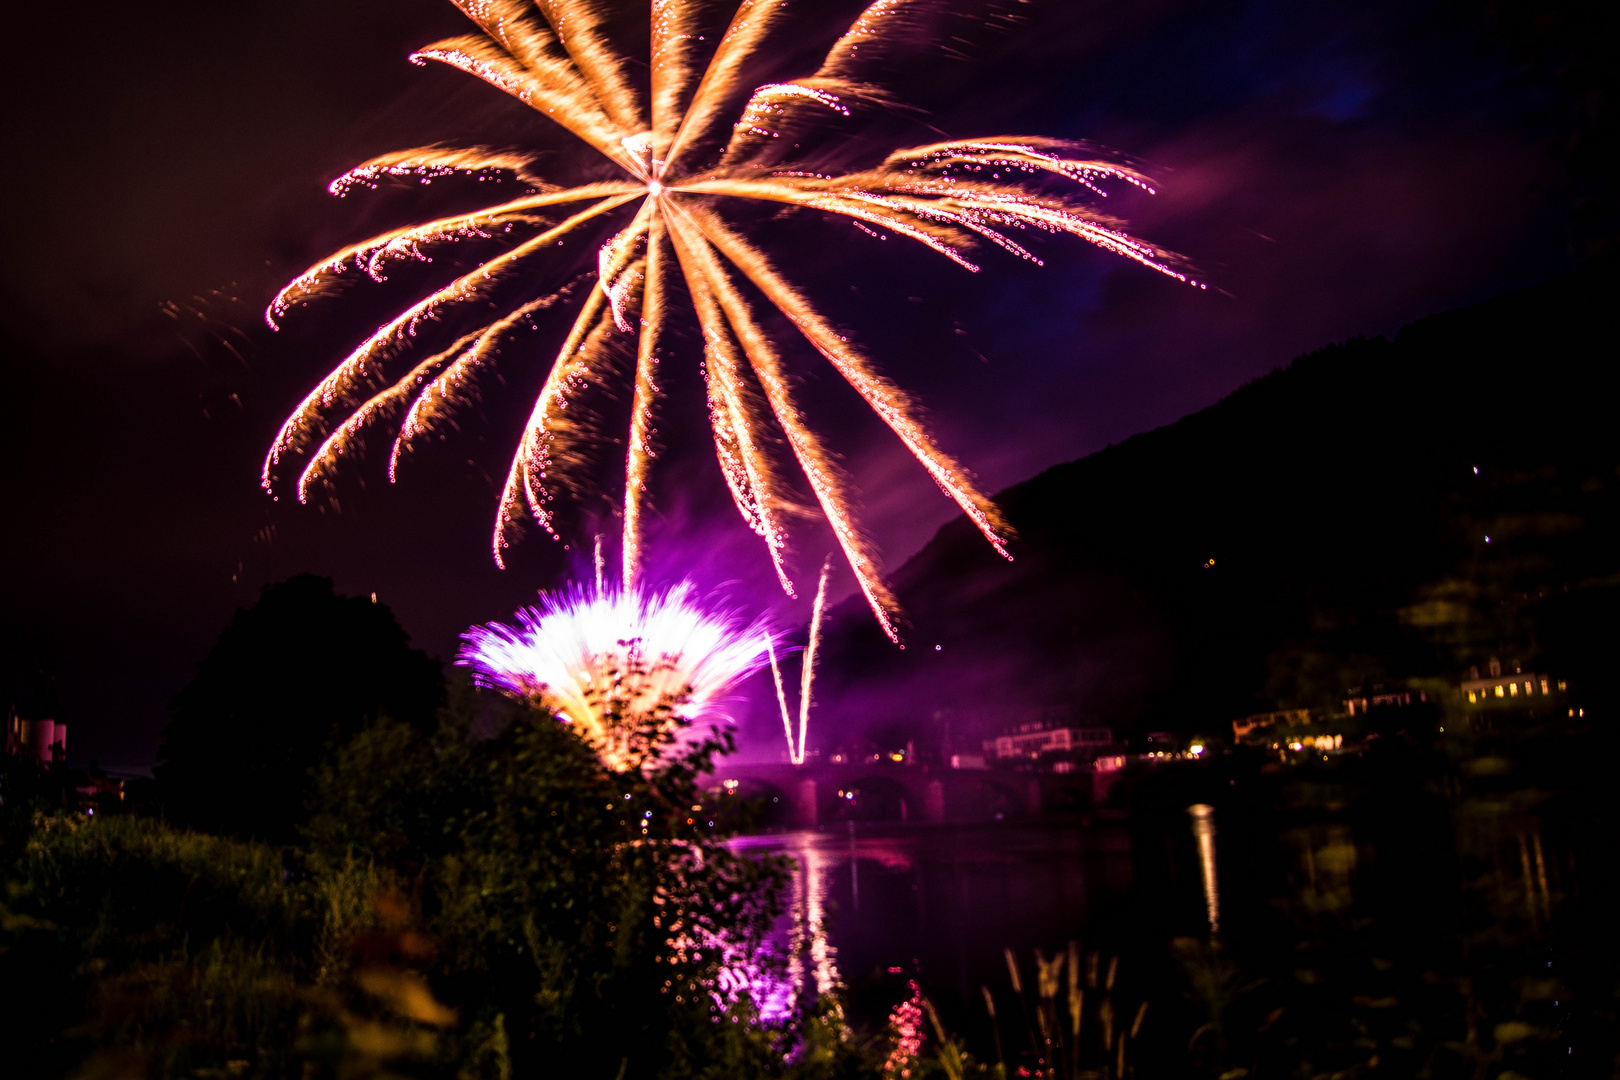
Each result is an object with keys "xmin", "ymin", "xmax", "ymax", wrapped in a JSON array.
[
  {"xmin": 1026, "ymin": 778, "xmax": 1043, "ymax": 817},
  {"xmin": 794, "ymin": 778, "xmax": 818, "ymax": 828},
  {"xmin": 924, "ymin": 779, "xmax": 946, "ymax": 823}
]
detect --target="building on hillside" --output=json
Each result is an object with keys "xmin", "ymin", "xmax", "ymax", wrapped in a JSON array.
[
  {"xmin": 1459, "ymin": 659, "xmax": 1564, "ymax": 706},
  {"xmin": 986, "ymin": 721, "xmax": 1115, "ymax": 762},
  {"xmin": 1343, "ymin": 686, "xmax": 1429, "ymax": 715},
  {"xmin": 1232, "ymin": 709, "xmax": 1312, "ymax": 740},
  {"xmin": 6, "ymin": 705, "xmax": 66, "ymax": 766}
]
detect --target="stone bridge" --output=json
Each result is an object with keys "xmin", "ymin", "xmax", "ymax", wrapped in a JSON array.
[{"xmin": 704, "ymin": 761, "xmax": 1107, "ymax": 828}]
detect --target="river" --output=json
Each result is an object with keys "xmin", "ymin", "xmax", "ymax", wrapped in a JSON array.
[{"xmin": 729, "ymin": 815, "xmax": 1215, "ymax": 1046}]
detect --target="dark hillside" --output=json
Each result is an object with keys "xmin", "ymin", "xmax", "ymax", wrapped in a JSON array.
[{"xmin": 813, "ymin": 267, "xmax": 1620, "ymax": 754}]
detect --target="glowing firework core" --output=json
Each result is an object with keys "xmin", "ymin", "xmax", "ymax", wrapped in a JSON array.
[
  {"xmin": 460, "ymin": 581, "xmax": 772, "ymax": 770},
  {"xmin": 264, "ymin": 0, "xmax": 1198, "ymax": 641}
]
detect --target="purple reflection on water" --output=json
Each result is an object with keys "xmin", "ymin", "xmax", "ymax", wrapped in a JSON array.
[{"xmin": 730, "ymin": 822, "xmax": 1138, "ymax": 1030}]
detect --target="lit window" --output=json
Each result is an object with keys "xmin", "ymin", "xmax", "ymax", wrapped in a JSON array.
[
  {"xmin": 1495, "ymin": 685, "xmax": 1505, "ymax": 698},
  {"xmin": 1541, "ymin": 680, "xmax": 1549, "ymax": 694},
  {"xmin": 1509, "ymin": 683, "xmax": 1518, "ymax": 696},
  {"xmin": 1468, "ymin": 691, "xmax": 1477, "ymax": 703}
]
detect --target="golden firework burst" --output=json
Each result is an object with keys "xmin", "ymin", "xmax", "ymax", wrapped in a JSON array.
[{"xmin": 263, "ymin": 0, "xmax": 1194, "ymax": 641}]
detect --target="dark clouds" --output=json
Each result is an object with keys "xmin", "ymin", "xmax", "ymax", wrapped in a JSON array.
[{"xmin": 0, "ymin": 0, "xmax": 1584, "ymax": 770}]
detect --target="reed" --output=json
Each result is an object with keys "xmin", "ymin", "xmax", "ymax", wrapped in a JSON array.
[{"xmin": 954, "ymin": 943, "xmax": 1150, "ymax": 1079}]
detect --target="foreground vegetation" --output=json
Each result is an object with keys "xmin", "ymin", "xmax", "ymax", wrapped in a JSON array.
[
  {"xmin": 0, "ymin": 692, "xmax": 868, "ymax": 1079},
  {"xmin": 13, "ymin": 699, "xmax": 1612, "ymax": 1079}
]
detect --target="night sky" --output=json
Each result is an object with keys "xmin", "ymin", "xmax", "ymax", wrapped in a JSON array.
[{"xmin": 1, "ymin": 0, "xmax": 1588, "ymax": 772}]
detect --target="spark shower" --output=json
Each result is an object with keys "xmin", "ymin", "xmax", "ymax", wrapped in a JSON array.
[
  {"xmin": 460, "ymin": 579, "xmax": 773, "ymax": 770},
  {"xmin": 261, "ymin": 0, "xmax": 1196, "ymax": 640}
]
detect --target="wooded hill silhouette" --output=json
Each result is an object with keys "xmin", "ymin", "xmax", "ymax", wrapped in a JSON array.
[
  {"xmin": 812, "ymin": 267, "xmax": 1620, "ymax": 754},
  {"xmin": 157, "ymin": 574, "xmax": 443, "ymax": 841}
]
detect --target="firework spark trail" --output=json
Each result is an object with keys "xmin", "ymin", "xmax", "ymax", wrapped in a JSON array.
[
  {"xmin": 493, "ymin": 280, "xmax": 613, "ymax": 553},
  {"xmin": 448, "ymin": 0, "xmax": 557, "ymax": 69},
  {"xmin": 265, "ymin": 0, "xmax": 1197, "ymax": 637},
  {"xmin": 665, "ymin": 0, "xmax": 792, "ymax": 171},
  {"xmin": 666, "ymin": 208, "xmax": 900, "ymax": 639},
  {"xmin": 418, "ymin": 37, "xmax": 630, "ymax": 165},
  {"xmin": 668, "ymin": 213, "xmax": 795, "ymax": 597},
  {"xmin": 598, "ymin": 202, "xmax": 654, "ymax": 329},
  {"xmin": 650, "ymin": 0, "xmax": 706, "ymax": 161},
  {"xmin": 534, "ymin": 0, "xmax": 645, "ymax": 136},
  {"xmin": 623, "ymin": 210, "xmax": 669, "ymax": 593},
  {"xmin": 720, "ymin": 78, "xmax": 888, "ymax": 169},
  {"xmin": 797, "ymin": 556, "xmax": 830, "ymax": 760},
  {"xmin": 267, "ymin": 181, "xmax": 639, "ymax": 327},
  {"xmin": 423, "ymin": 0, "xmax": 644, "ymax": 166},
  {"xmin": 821, "ymin": 0, "xmax": 925, "ymax": 80},
  {"xmin": 294, "ymin": 328, "xmax": 483, "ymax": 500},
  {"xmin": 387, "ymin": 289, "xmax": 572, "ymax": 479},
  {"xmin": 263, "ymin": 191, "xmax": 638, "ymax": 486},
  {"xmin": 460, "ymin": 579, "xmax": 773, "ymax": 770},
  {"xmin": 765, "ymin": 636, "xmax": 794, "ymax": 757},
  {"xmin": 764, "ymin": 556, "xmax": 829, "ymax": 765},
  {"xmin": 696, "ymin": 211, "xmax": 1013, "ymax": 560}
]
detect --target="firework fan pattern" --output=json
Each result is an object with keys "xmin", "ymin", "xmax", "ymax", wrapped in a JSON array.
[
  {"xmin": 263, "ymin": 0, "xmax": 1197, "ymax": 640},
  {"xmin": 459, "ymin": 580, "xmax": 773, "ymax": 769}
]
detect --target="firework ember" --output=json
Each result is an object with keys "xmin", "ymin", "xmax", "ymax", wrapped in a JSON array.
[
  {"xmin": 459, "ymin": 580, "xmax": 773, "ymax": 769},
  {"xmin": 263, "ymin": 0, "xmax": 1199, "ymax": 641}
]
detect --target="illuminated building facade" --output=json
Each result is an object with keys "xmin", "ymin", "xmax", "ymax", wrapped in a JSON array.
[
  {"xmin": 6, "ymin": 706, "xmax": 66, "ymax": 766},
  {"xmin": 1343, "ymin": 687, "xmax": 1428, "ymax": 715},
  {"xmin": 987, "ymin": 722, "xmax": 1115, "ymax": 761},
  {"xmin": 1460, "ymin": 658, "xmax": 1564, "ymax": 706}
]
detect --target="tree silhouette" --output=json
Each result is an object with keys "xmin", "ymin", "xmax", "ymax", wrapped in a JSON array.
[{"xmin": 156, "ymin": 575, "xmax": 442, "ymax": 841}]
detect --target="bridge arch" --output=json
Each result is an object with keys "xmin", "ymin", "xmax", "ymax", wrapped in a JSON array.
[{"xmin": 822, "ymin": 772, "xmax": 914, "ymax": 823}]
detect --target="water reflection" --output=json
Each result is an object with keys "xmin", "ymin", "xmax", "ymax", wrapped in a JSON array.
[
  {"xmin": 731, "ymin": 823, "xmax": 1137, "ymax": 1030},
  {"xmin": 790, "ymin": 833, "xmax": 842, "ymax": 1006},
  {"xmin": 728, "ymin": 745, "xmax": 1610, "ymax": 1078},
  {"xmin": 1187, "ymin": 804, "xmax": 1220, "ymax": 933}
]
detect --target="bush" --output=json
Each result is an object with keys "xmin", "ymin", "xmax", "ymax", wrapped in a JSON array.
[
  {"xmin": 0, "ymin": 696, "xmax": 830, "ymax": 1079},
  {"xmin": 0, "ymin": 814, "xmax": 309, "ymax": 1077},
  {"xmin": 301, "ymin": 703, "xmax": 794, "ymax": 1077}
]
